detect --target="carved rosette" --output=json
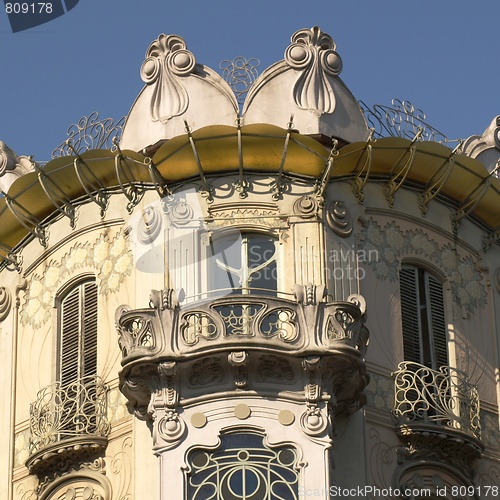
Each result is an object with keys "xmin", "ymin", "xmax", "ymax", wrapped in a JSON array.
[
  {"xmin": 293, "ymin": 195, "xmax": 318, "ymax": 218},
  {"xmin": 285, "ymin": 26, "xmax": 343, "ymax": 114},
  {"xmin": 324, "ymin": 200, "xmax": 352, "ymax": 237},
  {"xmin": 141, "ymin": 34, "xmax": 196, "ymax": 123},
  {"xmin": 136, "ymin": 206, "xmax": 163, "ymax": 244},
  {"xmin": 156, "ymin": 410, "xmax": 186, "ymax": 448}
]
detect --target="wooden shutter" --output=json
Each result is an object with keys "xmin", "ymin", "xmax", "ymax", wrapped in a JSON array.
[
  {"xmin": 59, "ymin": 279, "xmax": 98, "ymax": 386},
  {"xmin": 400, "ymin": 266, "xmax": 448, "ymax": 369},
  {"xmin": 426, "ymin": 274, "xmax": 448, "ymax": 368},
  {"xmin": 400, "ymin": 267, "xmax": 421, "ymax": 364}
]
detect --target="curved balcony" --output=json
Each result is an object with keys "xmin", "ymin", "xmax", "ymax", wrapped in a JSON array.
[
  {"xmin": 117, "ymin": 287, "xmax": 368, "ymax": 364},
  {"xmin": 26, "ymin": 375, "xmax": 110, "ymax": 478},
  {"xmin": 393, "ymin": 361, "xmax": 480, "ymax": 438},
  {"xmin": 393, "ymin": 361, "xmax": 483, "ymax": 471},
  {"xmin": 116, "ymin": 286, "xmax": 370, "ymax": 419}
]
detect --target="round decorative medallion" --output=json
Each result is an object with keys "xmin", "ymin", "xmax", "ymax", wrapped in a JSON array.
[
  {"xmin": 191, "ymin": 412, "xmax": 207, "ymax": 429},
  {"xmin": 278, "ymin": 409, "xmax": 295, "ymax": 426},
  {"xmin": 234, "ymin": 404, "xmax": 251, "ymax": 420}
]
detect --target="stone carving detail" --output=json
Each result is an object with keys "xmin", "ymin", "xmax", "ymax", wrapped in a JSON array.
[
  {"xmin": 300, "ymin": 406, "xmax": 327, "ymax": 436},
  {"xmin": 258, "ymin": 355, "xmax": 295, "ymax": 383},
  {"xmin": 150, "ymin": 287, "xmax": 184, "ymax": 310},
  {"xmin": 136, "ymin": 206, "xmax": 163, "ymax": 244},
  {"xmin": 188, "ymin": 357, "xmax": 225, "ymax": 387},
  {"xmin": 293, "ymin": 195, "xmax": 318, "ymax": 218},
  {"xmin": 141, "ymin": 34, "xmax": 196, "ymax": 123},
  {"xmin": 207, "ymin": 205, "xmax": 288, "ymax": 233},
  {"xmin": 293, "ymin": 283, "xmax": 325, "ymax": 306},
  {"xmin": 0, "ymin": 141, "xmax": 35, "ymax": 193},
  {"xmin": 300, "ymin": 356, "xmax": 327, "ymax": 435},
  {"xmin": 324, "ymin": 200, "xmax": 352, "ymax": 237},
  {"xmin": 228, "ymin": 351, "xmax": 248, "ymax": 389},
  {"xmin": 21, "ymin": 229, "xmax": 133, "ymax": 328},
  {"xmin": 260, "ymin": 308, "xmax": 298, "ymax": 342},
  {"xmin": 397, "ymin": 427, "xmax": 482, "ymax": 480},
  {"xmin": 0, "ymin": 286, "xmax": 12, "ymax": 321},
  {"xmin": 108, "ymin": 436, "xmax": 133, "ymax": 500},
  {"xmin": 284, "ymin": 26, "xmax": 342, "ymax": 114},
  {"xmin": 359, "ymin": 218, "xmax": 487, "ymax": 314},
  {"xmin": 463, "ymin": 115, "xmax": 500, "ymax": 173},
  {"xmin": 157, "ymin": 410, "xmax": 186, "ymax": 445}
]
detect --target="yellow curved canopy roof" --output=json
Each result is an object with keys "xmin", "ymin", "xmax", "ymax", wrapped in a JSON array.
[{"xmin": 0, "ymin": 124, "xmax": 498, "ymax": 265}]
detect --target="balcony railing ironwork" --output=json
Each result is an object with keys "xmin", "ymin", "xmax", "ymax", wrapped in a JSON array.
[
  {"xmin": 29, "ymin": 375, "xmax": 110, "ymax": 455},
  {"xmin": 393, "ymin": 361, "xmax": 480, "ymax": 440}
]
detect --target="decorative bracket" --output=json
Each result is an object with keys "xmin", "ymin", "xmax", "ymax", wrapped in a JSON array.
[
  {"xmin": 228, "ymin": 351, "xmax": 249, "ymax": 389},
  {"xmin": 383, "ymin": 129, "xmax": 421, "ymax": 207},
  {"xmin": 418, "ymin": 143, "xmax": 462, "ymax": 215}
]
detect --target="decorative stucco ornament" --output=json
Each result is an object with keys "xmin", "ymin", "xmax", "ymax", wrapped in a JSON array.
[
  {"xmin": 141, "ymin": 34, "xmax": 196, "ymax": 123},
  {"xmin": 285, "ymin": 26, "xmax": 342, "ymax": 114},
  {"xmin": 121, "ymin": 33, "xmax": 238, "ymax": 150},
  {"xmin": 0, "ymin": 286, "xmax": 12, "ymax": 322},
  {"xmin": 243, "ymin": 27, "xmax": 368, "ymax": 143},
  {"xmin": 0, "ymin": 141, "xmax": 35, "ymax": 193},
  {"xmin": 462, "ymin": 116, "xmax": 500, "ymax": 174},
  {"xmin": 324, "ymin": 200, "xmax": 352, "ymax": 237}
]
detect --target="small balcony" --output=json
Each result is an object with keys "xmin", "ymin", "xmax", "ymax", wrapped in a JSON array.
[
  {"xmin": 393, "ymin": 361, "xmax": 480, "ymax": 438},
  {"xmin": 26, "ymin": 375, "xmax": 110, "ymax": 478},
  {"xmin": 393, "ymin": 361, "xmax": 483, "ymax": 469}
]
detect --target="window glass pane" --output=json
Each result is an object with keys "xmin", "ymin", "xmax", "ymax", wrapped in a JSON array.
[{"xmin": 187, "ymin": 432, "xmax": 299, "ymax": 500}]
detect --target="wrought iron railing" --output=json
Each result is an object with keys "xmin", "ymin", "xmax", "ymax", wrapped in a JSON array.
[
  {"xmin": 29, "ymin": 375, "xmax": 110, "ymax": 455},
  {"xmin": 359, "ymin": 99, "xmax": 459, "ymax": 146},
  {"xmin": 393, "ymin": 361, "xmax": 480, "ymax": 440}
]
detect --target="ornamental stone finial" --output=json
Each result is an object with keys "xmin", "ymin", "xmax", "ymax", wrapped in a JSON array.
[
  {"xmin": 0, "ymin": 141, "xmax": 35, "ymax": 193},
  {"xmin": 140, "ymin": 34, "xmax": 197, "ymax": 123},
  {"xmin": 285, "ymin": 26, "xmax": 343, "ymax": 114},
  {"xmin": 462, "ymin": 116, "xmax": 500, "ymax": 174}
]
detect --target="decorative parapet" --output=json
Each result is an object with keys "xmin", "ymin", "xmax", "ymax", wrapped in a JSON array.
[
  {"xmin": 117, "ymin": 288, "xmax": 368, "ymax": 361},
  {"xmin": 26, "ymin": 375, "xmax": 110, "ymax": 479},
  {"xmin": 393, "ymin": 361, "xmax": 480, "ymax": 439},
  {"xmin": 116, "ymin": 287, "xmax": 369, "ymax": 421}
]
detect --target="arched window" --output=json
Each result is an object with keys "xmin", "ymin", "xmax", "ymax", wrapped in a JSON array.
[
  {"xmin": 186, "ymin": 430, "xmax": 299, "ymax": 499},
  {"xmin": 399, "ymin": 265, "xmax": 448, "ymax": 369},
  {"xmin": 210, "ymin": 232, "xmax": 277, "ymax": 296},
  {"xmin": 58, "ymin": 278, "xmax": 98, "ymax": 385},
  {"xmin": 56, "ymin": 278, "xmax": 99, "ymax": 436}
]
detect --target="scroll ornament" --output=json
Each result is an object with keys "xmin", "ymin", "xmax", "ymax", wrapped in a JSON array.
[
  {"xmin": 140, "ymin": 34, "xmax": 196, "ymax": 123},
  {"xmin": 285, "ymin": 26, "xmax": 343, "ymax": 114}
]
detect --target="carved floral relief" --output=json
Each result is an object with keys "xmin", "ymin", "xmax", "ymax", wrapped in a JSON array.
[
  {"xmin": 359, "ymin": 219, "xmax": 487, "ymax": 314},
  {"xmin": 21, "ymin": 230, "xmax": 133, "ymax": 329}
]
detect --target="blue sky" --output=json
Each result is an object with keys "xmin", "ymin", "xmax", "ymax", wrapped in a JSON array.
[{"xmin": 0, "ymin": 0, "xmax": 499, "ymax": 161}]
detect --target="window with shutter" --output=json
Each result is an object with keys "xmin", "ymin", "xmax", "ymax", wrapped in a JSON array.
[
  {"xmin": 59, "ymin": 279, "xmax": 98, "ymax": 385},
  {"xmin": 400, "ymin": 266, "xmax": 448, "ymax": 369},
  {"xmin": 58, "ymin": 278, "xmax": 98, "ymax": 433}
]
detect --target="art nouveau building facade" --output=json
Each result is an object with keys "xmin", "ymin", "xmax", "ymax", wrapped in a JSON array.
[{"xmin": 1, "ymin": 27, "xmax": 499, "ymax": 499}]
